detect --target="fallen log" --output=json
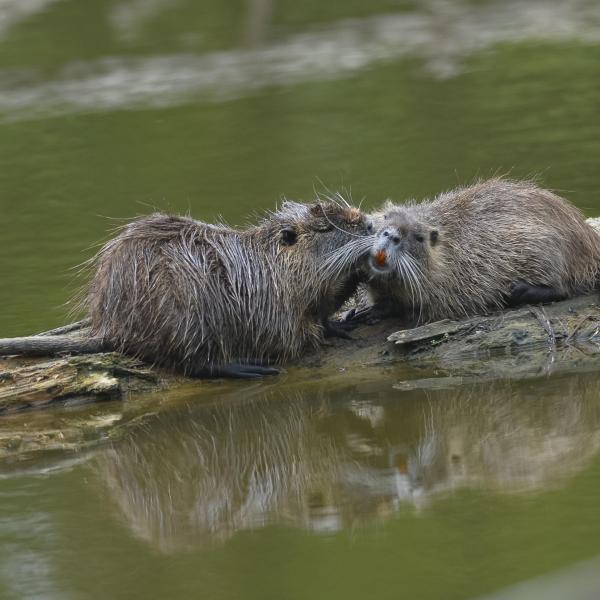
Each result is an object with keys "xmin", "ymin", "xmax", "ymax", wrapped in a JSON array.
[
  {"xmin": 1, "ymin": 293, "xmax": 600, "ymax": 410},
  {"xmin": 0, "ymin": 354, "xmax": 160, "ymax": 414},
  {"xmin": 388, "ymin": 297, "xmax": 600, "ymax": 384},
  {"xmin": 0, "ymin": 334, "xmax": 107, "ymax": 357},
  {"xmin": 3, "ymin": 219, "xmax": 599, "ymax": 415},
  {"xmin": 1, "ymin": 293, "xmax": 600, "ymax": 465}
]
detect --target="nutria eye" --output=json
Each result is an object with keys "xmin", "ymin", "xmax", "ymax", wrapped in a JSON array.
[
  {"xmin": 415, "ymin": 234, "xmax": 425, "ymax": 243},
  {"xmin": 280, "ymin": 227, "xmax": 298, "ymax": 246},
  {"xmin": 430, "ymin": 230, "xmax": 439, "ymax": 245},
  {"xmin": 367, "ymin": 221, "xmax": 373, "ymax": 233}
]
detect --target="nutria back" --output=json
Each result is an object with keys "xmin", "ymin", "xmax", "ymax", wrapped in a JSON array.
[
  {"xmin": 85, "ymin": 202, "xmax": 371, "ymax": 376},
  {"xmin": 366, "ymin": 178, "xmax": 600, "ymax": 322}
]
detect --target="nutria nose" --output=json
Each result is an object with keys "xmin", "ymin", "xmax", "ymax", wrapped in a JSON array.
[{"xmin": 382, "ymin": 229, "xmax": 401, "ymax": 245}]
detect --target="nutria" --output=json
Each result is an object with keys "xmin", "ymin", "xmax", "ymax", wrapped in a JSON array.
[
  {"xmin": 355, "ymin": 178, "xmax": 600, "ymax": 323},
  {"xmin": 83, "ymin": 200, "xmax": 372, "ymax": 378}
]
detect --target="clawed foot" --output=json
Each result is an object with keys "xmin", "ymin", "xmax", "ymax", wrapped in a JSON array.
[
  {"xmin": 508, "ymin": 281, "xmax": 534, "ymax": 306},
  {"xmin": 206, "ymin": 361, "xmax": 280, "ymax": 379},
  {"xmin": 323, "ymin": 319, "xmax": 354, "ymax": 340},
  {"xmin": 508, "ymin": 281, "xmax": 567, "ymax": 307},
  {"xmin": 340, "ymin": 305, "xmax": 382, "ymax": 325}
]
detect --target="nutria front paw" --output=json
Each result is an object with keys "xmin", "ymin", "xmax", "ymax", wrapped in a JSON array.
[
  {"xmin": 206, "ymin": 362, "xmax": 280, "ymax": 379},
  {"xmin": 323, "ymin": 319, "xmax": 354, "ymax": 340},
  {"xmin": 508, "ymin": 281, "xmax": 531, "ymax": 302},
  {"xmin": 340, "ymin": 305, "xmax": 383, "ymax": 325}
]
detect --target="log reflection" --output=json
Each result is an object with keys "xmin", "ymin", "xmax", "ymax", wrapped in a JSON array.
[{"xmin": 95, "ymin": 374, "xmax": 600, "ymax": 551}]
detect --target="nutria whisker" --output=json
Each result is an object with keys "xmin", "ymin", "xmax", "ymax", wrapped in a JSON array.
[
  {"xmin": 398, "ymin": 254, "xmax": 420, "ymax": 320},
  {"xmin": 404, "ymin": 253, "xmax": 425, "ymax": 297},
  {"xmin": 320, "ymin": 235, "xmax": 374, "ymax": 280},
  {"xmin": 402, "ymin": 253, "xmax": 425, "ymax": 322},
  {"xmin": 314, "ymin": 179, "xmax": 352, "ymax": 211},
  {"xmin": 318, "ymin": 190, "xmax": 352, "ymax": 210}
]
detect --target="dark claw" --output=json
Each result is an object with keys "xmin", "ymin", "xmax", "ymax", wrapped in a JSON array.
[
  {"xmin": 341, "ymin": 308, "xmax": 356, "ymax": 322},
  {"xmin": 220, "ymin": 364, "xmax": 280, "ymax": 379},
  {"xmin": 341, "ymin": 305, "xmax": 380, "ymax": 325},
  {"xmin": 334, "ymin": 318, "xmax": 359, "ymax": 332},
  {"xmin": 508, "ymin": 281, "xmax": 530, "ymax": 304},
  {"xmin": 323, "ymin": 319, "xmax": 353, "ymax": 340},
  {"xmin": 199, "ymin": 362, "xmax": 280, "ymax": 379}
]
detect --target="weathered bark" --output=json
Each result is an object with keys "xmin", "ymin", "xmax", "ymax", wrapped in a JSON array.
[
  {"xmin": 0, "ymin": 334, "xmax": 107, "ymax": 356},
  {"xmin": 2, "ymin": 293, "xmax": 600, "ymax": 411},
  {"xmin": 0, "ymin": 318, "xmax": 103, "ymax": 356},
  {"xmin": 0, "ymin": 354, "xmax": 160, "ymax": 414},
  {"xmin": 1, "ymin": 293, "xmax": 600, "ymax": 464},
  {"xmin": 2, "ymin": 219, "xmax": 600, "ymax": 464},
  {"xmin": 388, "ymin": 297, "xmax": 600, "ymax": 386}
]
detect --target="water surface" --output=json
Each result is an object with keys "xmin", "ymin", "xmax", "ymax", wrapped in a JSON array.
[{"xmin": 2, "ymin": 1, "xmax": 600, "ymax": 598}]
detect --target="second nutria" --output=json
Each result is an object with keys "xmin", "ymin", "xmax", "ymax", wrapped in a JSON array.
[
  {"xmin": 356, "ymin": 178, "xmax": 600, "ymax": 323},
  {"xmin": 84, "ymin": 200, "xmax": 372, "ymax": 378}
]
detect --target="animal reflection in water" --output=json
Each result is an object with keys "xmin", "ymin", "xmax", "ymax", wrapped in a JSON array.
[{"xmin": 95, "ymin": 375, "xmax": 600, "ymax": 552}]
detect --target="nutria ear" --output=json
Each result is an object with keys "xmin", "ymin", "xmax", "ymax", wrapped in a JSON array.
[
  {"xmin": 309, "ymin": 204, "xmax": 334, "ymax": 231},
  {"xmin": 280, "ymin": 226, "xmax": 298, "ymax": 246},
  {"xmin": 281, "ymin": 200, "xmax": 306, "ymax": 213},
  {"xmin": 430, "ymin": 229, "xmax": 439, "ymax": 245}
]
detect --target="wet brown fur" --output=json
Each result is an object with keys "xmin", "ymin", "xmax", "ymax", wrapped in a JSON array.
[
  {"xmin": 83, "ymin": 201, "xmax": 372, "ymax": 376},
  {"xmin": 367, "ymin": 178, "xmax": 600, "ymax": 322}
]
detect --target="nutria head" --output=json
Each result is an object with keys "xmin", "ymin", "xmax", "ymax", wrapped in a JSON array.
[
  {"xmin": 265, "ymin": 199, "xmax": 373, "ymax": 315},
  {"xmin": 266, "ymin": 200, "xmax": 374, "ymax": 284},
  {"xmin": 369, "ymin": 208, "xmax": 439, "ymax": 277},
  {"xmin": 269, "ymin": 200, "xmax": 370, "ymax": 256}
]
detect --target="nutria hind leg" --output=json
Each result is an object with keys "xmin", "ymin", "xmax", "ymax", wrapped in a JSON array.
[
  {"xmin": 507, "ymin": 281, "xmax": 568, "ymax": 307},
  {"xmin": 194, "ymin": 361, "xmax": 280, "ymax": 379}
]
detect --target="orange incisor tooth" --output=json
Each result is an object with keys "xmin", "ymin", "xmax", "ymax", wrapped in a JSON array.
[{"xmin": 375, "ymin": 250, "xmax": 387, "ymax": 267}]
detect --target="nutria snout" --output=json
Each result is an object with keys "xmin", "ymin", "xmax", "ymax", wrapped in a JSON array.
[
  {"xmin": 369, "ymin": 221, "xmax": 440, "ymax": 276},
  {"xmin": 369, "ymin": 248, "xmax": 390, "ymax": 273}
]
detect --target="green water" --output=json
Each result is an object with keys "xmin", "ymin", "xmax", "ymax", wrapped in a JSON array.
[{"xmin": 3, "ymin": 1, "xmax": 600, "ymax": 598}]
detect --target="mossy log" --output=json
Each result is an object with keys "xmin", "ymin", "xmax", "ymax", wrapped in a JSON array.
[
  {"xmin": 2, "ymin": 218, "xmax": 599, "ymax": 417},
  {"xmin": 1, "ymin": 293, "xmax": 600, "ymax": 464},
  {"xmin": 0, "ymin": 318, "xmax": 163, "ymax": 415},
  {"xmin": 1, "ymin": 293, "xmax": 600, "ymax": 412},
  {"xmin": 0, "ymin": 354, "xmax": 160, "ymax": 413}
]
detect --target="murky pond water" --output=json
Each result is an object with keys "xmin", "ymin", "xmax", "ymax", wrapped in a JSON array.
[{"xmin": 2, "ymin": 1, "xmax": 600, "ymax": 599}]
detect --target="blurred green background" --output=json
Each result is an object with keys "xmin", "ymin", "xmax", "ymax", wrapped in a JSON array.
[
  {"xmin": 1, "ymin": 0, "xmax": 599, "ymax": 335},
  {"xmin": 2, "ymin": 1, "xmax": 600, "ymax": 599}
]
